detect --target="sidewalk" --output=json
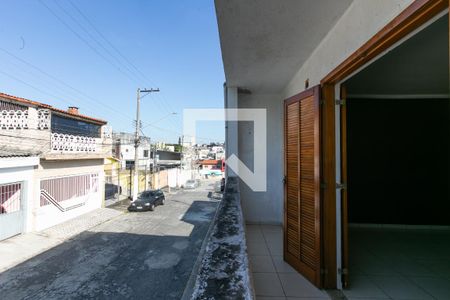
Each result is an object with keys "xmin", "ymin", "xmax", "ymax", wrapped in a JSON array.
[
  {"xmin": 0, "ymin": 207, "xmax": 123, "ymax": 273},
  {"xmin": 105, "ymin": 194, "xmax": 130, "ymax": 207}
]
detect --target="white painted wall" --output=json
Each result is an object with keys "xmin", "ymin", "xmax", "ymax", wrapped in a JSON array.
[
  {"xmin": 238, "ymin": 94, "xmax": 283, "ymax": 224},
  {"xmin": 33, "ymin": 159, "xmax": 105, "ymax": 231},
  {"xmin": 167, "ymin": 168, "xmax": 197, "ymax": 188},
  {"xmin": 284, "ymin": 0, "xmax": 414, "ymax": 98},
  {"xmin": 119, "ymin": 144, "xmax": 152, "ymax": 170}
]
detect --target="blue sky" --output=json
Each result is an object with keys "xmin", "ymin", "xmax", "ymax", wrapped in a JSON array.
[{"xmin": 0, "ymin": 0, "xmax": 225, "ymax": 144}]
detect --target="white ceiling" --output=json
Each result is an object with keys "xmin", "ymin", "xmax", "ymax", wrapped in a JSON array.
[
  {"xmin": 215, "ymin": 0, "xmax": 353, "ymax": 93},
  {"xmin": 346, "ymin": 14, "xmax": 449, "ymax": 96}
]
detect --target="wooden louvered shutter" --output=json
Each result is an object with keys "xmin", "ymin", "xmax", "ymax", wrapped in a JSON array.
[{"xmin": 284, "ymin": 85, "xmax": 321, "ymax": 287}]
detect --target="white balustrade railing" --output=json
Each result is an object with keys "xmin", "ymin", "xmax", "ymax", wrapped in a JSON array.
[
  {"xmin": 51, "ymin": 133, "xmax": 98, "ymax": 153},
  {"xmin": 0, "ymin": 110, "xmax": 28, "ymax": 129},
  {"xmin": 37, "ymin": 109, "xmax": 50, "ymax": 130}
]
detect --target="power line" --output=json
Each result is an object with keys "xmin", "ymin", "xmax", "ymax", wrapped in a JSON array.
[
  {"xmin": 52, "ymin": 0, "xmax": 145, "ymax": 86},
  {"xmin": 64, "ymin": 1, "xmax": 183, "ymax": 132},
  {"xmin": 10, "ymin": 2, "xmax": 219, "ymax": 143},
  {"xmin": 38, "ymin": 0, "xmax": 143, "ymax": 87},
  {"xmin": 0, "ymin": 68, "xmax": 218, "ymax": 142},
  {"xmin": 67, "ymin": 0, "xmax": 153, "ymax": 86},
  {"xmin": 0, "ymin": 48, "xmax": 135, "ymax": 121}
]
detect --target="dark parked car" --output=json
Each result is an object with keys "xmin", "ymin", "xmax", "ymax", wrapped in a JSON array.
[
  {"xmin": 105, "ymin": 183, "xmax": 121, "ymax": 200},
  {"xmin": 128, "ymin": 189, "xmax": 165, "ymax": 212}
]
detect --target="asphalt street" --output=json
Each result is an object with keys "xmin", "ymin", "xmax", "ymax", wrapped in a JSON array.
[{"xmin": 0, "ymin": 179, "xmax": 221, "ymax": 300}]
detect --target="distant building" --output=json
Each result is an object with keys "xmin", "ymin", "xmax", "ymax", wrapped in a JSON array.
[
  {"xmin": 112, "ymin": 132, "xmax": 152, "ymax": 170},
  {"xmin": 0, "ymin": 92, "xmax": 111, "ymax": 240}
]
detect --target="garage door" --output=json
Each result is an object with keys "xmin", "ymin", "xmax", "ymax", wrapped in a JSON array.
[
  {"xmin": 0, "ymin": 183, "xmax": 24, "ymax": 240},
  {"xmin": 284, "ymin": 86, "xmax": 322, "ymax": 287}
]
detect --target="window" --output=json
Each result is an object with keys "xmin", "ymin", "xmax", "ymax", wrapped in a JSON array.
[
  {"xmin": 51, "ymin": 115, "xmax": 101, "ymax": 137},
  {"xmin": 143, "ymin": 150, "xmax": 149, "ymax": 157},
  {"xmin": 0, "ymin": 183, "xmax": 21, "ymax": 214},
  {"xmin": 125, "ymin": 160, "xmax": 135, "ymax": 170}
]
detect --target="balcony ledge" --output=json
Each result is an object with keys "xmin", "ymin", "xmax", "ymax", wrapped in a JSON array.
[{"xmin": 189, "ymin": 176, "xmax": 254, "ymax": 299}]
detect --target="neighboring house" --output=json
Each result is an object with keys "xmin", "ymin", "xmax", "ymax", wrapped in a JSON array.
[
  {"xmin": 112, "ymin": 132, "xmax": 152, "ymax": 170},
  {"xmin": 156, "ymin": 150, "xmax": 181, "ymax": 169},
  {"xmin": 0, "ymin": 92, "xmax": 111, "ymax": 240},
  {"xmin": 217, "ymin": 0, "xmax": 449, "ymax": 294},
  {"xmin": 0, "ymin": 151, "xmax": 39, "ymax": 241}
]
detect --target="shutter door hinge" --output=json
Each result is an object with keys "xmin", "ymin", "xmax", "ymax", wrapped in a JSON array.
[
  {"xmin": 335, "ymin": 99, "xmax": 346, "ymax": 106},
  {"xmin": 320, "ymin": 182, "xmax": 327, "ymax": 189},
  {"xmin": 320, "ymin": 268, "xmax": 328, "ymax": 275},
  {"xmin": 336, "ymin": 183, "xmax": 347, "ymax": 190}
]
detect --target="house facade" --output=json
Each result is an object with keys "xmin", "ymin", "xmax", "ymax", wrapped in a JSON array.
[
  {"xmin": 0, "ymin": 92, "xmax": 111, "ymax": 240},
  {"xmin": 217, "ymin": 0, "xmax": 449, "ymax": 293},
  {"xmin": 112, "ymin": 131, "xmax": 152, "ymax": 170}
]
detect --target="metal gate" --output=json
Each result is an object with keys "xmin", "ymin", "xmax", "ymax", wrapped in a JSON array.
[{"xmin": 0, "ymin": 183, "xmax": 24, "ymax": 240}]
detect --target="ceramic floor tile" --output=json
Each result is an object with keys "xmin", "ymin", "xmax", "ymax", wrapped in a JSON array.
[
  {"xmin": 416, "ymin": 259, "xmax": 450, "ymax": 279},
  {"xmin": 278, "ymin": 272, "xmax": 327, "ymax": 298},
  {"xmin": 250, "ymin": 255, "xmax": 276, "ymax": 273},
  {"xmin": 263, "ymin": 231, "xmax": 283, "ymax": 244},
  {"xmin": 257, "ymin": 297, "xmax": 286, "ymax": 300},
  {"xmin": 247, "ymin": 241, "xmax": 270, "ymax": 256},
  {"xmin": 409, "ymin": 276, "xmax": 450, "ymax": 300},
  {"xmin": 391, "ymin": 258, "xmax": 435, "ymax": 277},
  {"xmin": 246, "ymin": 224, "xmax": 262, "ymax": 231},
  {"xmin": 267, "ymin": 241, "xmax": 283, "ymax": 256},
  {"xmin": 260, "ymin": 225, "xmax": 283, "ymax": 234},
  {"xmin": 343, "ymin": 275, "xmax": 390, "ymax": 299},
  {"xmin": 246, "ymin": 230, "xmax": 266, "ymax": 243},
  {"xmin": 369, "ymin": 275, "xmax": 434, "ymax": 300},
  {"xmin": 253, "ymin": 273, "xmax": 285, "ymax": 297},
  {"xmin": 272, "ymin": 256, "xmax": 297, "ymax": 273}
]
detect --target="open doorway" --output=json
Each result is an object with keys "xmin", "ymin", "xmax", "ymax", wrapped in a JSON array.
[{"xmin": 341, "ymin": 13, "xmax": 450, "ymax": 299}]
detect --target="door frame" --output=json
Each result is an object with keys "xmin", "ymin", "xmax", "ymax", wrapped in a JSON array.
[{"xmin": 319, "ymin": 0, "xmax": 449, "ymax": 289}]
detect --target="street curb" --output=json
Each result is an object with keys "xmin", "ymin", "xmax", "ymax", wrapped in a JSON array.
[{"xmin": 180, "ymin": 196, "xmax": 223, "ymax": 300}]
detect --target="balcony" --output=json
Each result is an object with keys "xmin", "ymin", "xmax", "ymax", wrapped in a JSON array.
[
  {"xmin": 0, "ymin": 103, "xmax": 111, "ymax": 160},
  {"xmin": 50, "ymin": 133, "xmax": 99, "ymax": 153},
  {"xmin": 189, "ymin": 177, "xmax": 254, "ymax": 299},
  {"xmin": 0, "ymin": 110, "xmax": 29, "ymax": 130}
]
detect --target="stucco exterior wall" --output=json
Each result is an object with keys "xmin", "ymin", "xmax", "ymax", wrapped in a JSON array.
[
  {"xmin": 283, "ymin": 0, "xmax": 415, "ymax": 98},
  {"xmin": 32, "ymin": 159, "xmax": 105, "ymax": 231},
  {"xmin": 238, "ymin": 93, "xmax": 283, "ymax": 224}
]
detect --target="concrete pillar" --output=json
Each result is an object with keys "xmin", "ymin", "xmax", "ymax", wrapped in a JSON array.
[{"xmin": 224, "ymin": 85, "xmax": 238, "ymax": 178}]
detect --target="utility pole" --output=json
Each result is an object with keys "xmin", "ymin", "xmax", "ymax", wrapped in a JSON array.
[{"xmin": 133, "ymin": 88, "xmax": 159, "ymax": 201}]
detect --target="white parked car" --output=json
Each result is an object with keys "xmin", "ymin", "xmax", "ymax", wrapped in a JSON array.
[{"xmin": 184, "ymin": 180, "xmax": 198, "ymax": 189}]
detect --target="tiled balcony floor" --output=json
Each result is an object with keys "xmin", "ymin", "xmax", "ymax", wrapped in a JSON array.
[
  {"xmin": 344, "ymin": 226, "xmax": 450, "ymax": 300},
  {"xmin": 246, "ymin": 225, "xmax": 450, "ymax": 300},
  {"xmin": 245, "ymin": 224, "xmax": 330, "ymax": 300}
]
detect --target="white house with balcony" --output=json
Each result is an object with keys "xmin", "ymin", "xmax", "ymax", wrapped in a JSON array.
[{"xmin": 0, "ymin": 92, "xmax": 112, "ymax": 240}]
